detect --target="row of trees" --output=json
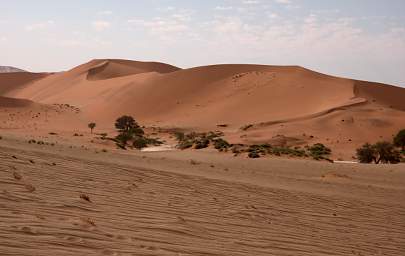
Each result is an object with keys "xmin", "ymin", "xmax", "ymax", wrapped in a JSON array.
[{"xmin": 356, "ymin": 129, "xmax": 405, "ymax": 164}]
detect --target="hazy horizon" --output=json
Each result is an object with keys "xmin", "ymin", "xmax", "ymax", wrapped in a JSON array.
[{"xmin": 1, "ymin": 0, "xmax": 404, "ymax": 86}]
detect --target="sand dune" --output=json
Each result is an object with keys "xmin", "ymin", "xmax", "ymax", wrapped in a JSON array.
[{"xmin": 3, "ymin": 59, "xmax": 405, "ymax": 158}]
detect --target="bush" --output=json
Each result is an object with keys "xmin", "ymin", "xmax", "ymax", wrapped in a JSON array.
[
  {"xmin": 307, "ymin": 143, "xmax": 331, "ymax": 160},
  {"xmin": 145, "ymin": 137, "xmax": 163, "ymax": 146},
  {"xmin": 99, "ymin": 133, "xmax": 108, "ymax": 140},
  {"xmin": 194, "ymin": 138, "xmax": 210, "ymax": 149},
  {"xmin": 178, "ymin": 140, "xmax": 194, "ymax": 150},
  {"xmin": 132, "ymin": 136, "xmax": 148, "ymax": 149},
  {"xmin": 213, "ymin": 138, "xmax": 231, "ymax": 151},
  {"xmin": 356, "ymin": 143, "xmax": 376, "ymax": 163},
  {"xmin": 248, "ymin": 151, "xmax": 260, "ymax": 158},
  {"xmin": 393, "ymin": 129, "xmax": 405, "ymax": 151},
  {"xmin": 115, "ymin": 132, "xmax": 133, "ymax": 149},
  {"xmin": 175, "ymin": 131, "xmax": 223, "ymax": 150}
]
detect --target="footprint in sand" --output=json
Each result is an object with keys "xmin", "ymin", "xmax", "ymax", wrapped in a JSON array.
[
  {"xmin": 13, "ymin": 171, "xmax": 22, "ymax": 180},
  {"xmin": 25, "ymin": 184, "xmax": 36, "ymax": 192},
  {"xmin": 21, "ymin": 226, "xmax": 36, "ymax": 235},
  {"xmin": 65, "ymin": 236, "xmax": 82, "ymax": 242}
]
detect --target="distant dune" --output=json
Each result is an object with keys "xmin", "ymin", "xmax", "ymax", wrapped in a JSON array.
[
  {"xmin": 0, "ymin": 66, "xmax": 27, "ymax": 73},
  {"xmin": 1, "ymin": 59, "xmax": 405, "ymax": 158}
]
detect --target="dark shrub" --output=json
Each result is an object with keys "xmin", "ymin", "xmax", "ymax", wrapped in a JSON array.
[
  {"xmin": 178, "ymin": 140, "xmax": 194, "ymax": 150},
  {"xmin": 307, "ymin": 143, "xmax": 332, "ymax": 160},
  {"xmin": 133, "ymin": 136, "xmax": 148, "ymax": 149},
  {"xmin": 248, "ymin": 151, "xmax": 260, "ymax": 158},
  {"xmin": 145, "ymin": 137, "xmax": 163, "ymax": 146},
  {"xmin": 356, "ymin": 143, "xmax": 376, "ymax": 163},
  {"xmin": 213, "ymin": 138, "xmax": 231, "ymax": 151},
  {"xmin": 194, "ymin": 138, "xmax": 210, "ymax": 149},
  {"xmin": 115, "ymin": 132, "xmax": 133, "ymax": 149},
  {"xmin": 393, "ymin": 129, "xmax": 405, "ymax": 150}
]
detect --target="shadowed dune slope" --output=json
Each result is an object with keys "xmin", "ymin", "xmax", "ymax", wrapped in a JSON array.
[
  {"xmin": 0, "ymin": 96, "xmax": 34, "ymax": 108},
  {"xmin": 0, "ymin": 72, "xmax": 49, "ymax": 95},
  {"xmin": 354, "ymin": 80, "xmax": 405, "ymax": 111}
]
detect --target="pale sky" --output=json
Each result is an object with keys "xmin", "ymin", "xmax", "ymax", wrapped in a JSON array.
[{"xmin": 1, "ymin": 0, "xmax": 405, "ymax": 86}]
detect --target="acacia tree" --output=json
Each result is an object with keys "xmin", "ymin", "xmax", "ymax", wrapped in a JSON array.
[
  {"xmin": 356, "ymin": 141, "xmax": 401, "ymax": 164},
  {"xmin": 115, "ymin": 115, "xmax": 144, "ymax": 135},
  {"xmin": 394, "ymin": 129, "xmax": 405, "ymax": 151},
  {"xmin": 114, "ymin": 115, "xmax": 145, "ymax": 149},
  {"xmin": 88, "ymin": 122, "xmax": 96, "ymax": 134}
]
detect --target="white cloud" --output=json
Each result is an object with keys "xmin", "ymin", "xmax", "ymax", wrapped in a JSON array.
[
  {"xmin": 215, "ymin": 6, "xmax": 233, "ymax": 11},
  {"xmin": 129, "ymin": 18, "xmax": 189, "ymax": 33},
  {"xmin": 274, "ymin": 0, "xmax": 291, "ymax": 4},
  {"xmin": 92, "ymin": 20, "xmax": 111, "ymax": 31},
  {"xmin": 243, "ymin": 0, "xmax": 260, "ymax": 4},
  {"xmin": 98, "ymin": 10, "xmax": 113, "ymax": 16},
  {"xmin": 25, "ymin": 20, "xmax": 54, "ymax": 31},
  {"xmin": 127, "ymin": 9, "xmax": 194, "ymax": 41}
]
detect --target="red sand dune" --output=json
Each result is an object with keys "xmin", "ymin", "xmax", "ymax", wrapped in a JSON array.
[{"xmin": 2, "ymin": 59, "xmax": 405, "ymax": 158}]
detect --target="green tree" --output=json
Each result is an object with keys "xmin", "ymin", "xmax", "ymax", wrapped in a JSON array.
[
  {"xmin": 373, "ymin": 141, "xmax": 401, "ymax": 164},
  {"xmin": 115, "ymin": 115, "xmax": 144, "ymax": 135},
  {"xmin": 114, "ymin": 115, "xmax": 145, "ymax": 149},
  {"xmin": 393, "ymin": 129, "xmax": 405, "ymax": 151},
  {"xmin": 357, "ymin": 142, "xmax": 401, "ymax": 164},
  {"xmin": 88, "ymin": 122, "xmax": 96, "ymax": 134},
  {"xmin": 356, "ymin": 143, "xmax": 376, "ymax": 163}
]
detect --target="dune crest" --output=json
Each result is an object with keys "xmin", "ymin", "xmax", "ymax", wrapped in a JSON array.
[{"xmin": 86, "ymin": 59, "xmax": 181, "ymax": 81}]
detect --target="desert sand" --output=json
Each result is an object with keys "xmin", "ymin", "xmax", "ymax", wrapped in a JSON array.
[{"xmin": 1, "ymin": 59, "xmax": 405, "ymax": 255}]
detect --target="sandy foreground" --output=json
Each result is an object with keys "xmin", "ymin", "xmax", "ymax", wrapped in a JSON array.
[{"xmin": 1, "ymin": 136, "xmax": 404, "ymax": 256}]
